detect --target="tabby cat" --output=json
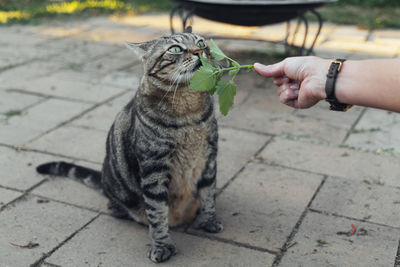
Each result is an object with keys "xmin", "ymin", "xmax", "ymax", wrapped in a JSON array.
[{"xmin": 36, "ymin": 28, "xmax": 222, "ymax": 263}]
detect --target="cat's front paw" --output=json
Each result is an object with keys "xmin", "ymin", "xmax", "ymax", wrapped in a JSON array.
[
  {"xmin": 148, "ymin": 243, "xmax": 176, "ymax": 263},
  {"xmin": 193, "ymin": 217, "xmax": 224, "ymax": 233}
]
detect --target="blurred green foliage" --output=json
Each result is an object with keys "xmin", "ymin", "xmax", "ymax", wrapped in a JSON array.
[
  {"xmin": 0, "ymin": 0, "xmax": 173, "ymax": 24},
  {"xmin": 335, "ymin": 0, "xmax": 400, "ymax": 7}
]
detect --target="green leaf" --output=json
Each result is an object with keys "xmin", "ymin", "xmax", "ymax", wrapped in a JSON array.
[
  {"xmin": 208, "ymin": 86, "xmax": 217, "ymax": 96},
  {"xmin": 216, "ymin": 80, "xmax": 236, "ymax": 116},
  {"xmin": 189, "ymin": 66, "xmax": 217, "ymax": 91},
  {"xmin": 210, "ymin": 39, "xmax": 227, "ymax": 61}
]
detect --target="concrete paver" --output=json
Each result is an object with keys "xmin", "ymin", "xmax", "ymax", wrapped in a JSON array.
[
  {"xmin": 217, "ymin": 128, "xmax": 270, "ymax": 188},
  {"xmin": 0, "ymin": 146, "xmax": 63, "ymax": 191},
  {"xmin": 311, "ymin": 176, "xmax": 400, "ymax": 228},
  {"xmin": 0, "ymin": 90, "xmax": 44, "ymax": 114},
  {"xmin": 346, "ymin": 108, "xmax": 400, "ymax": 154},
  {"xmin": 28, "ymin": 125, "xmax": 107, "ymax": 163},
  {"xmin": 0, "ymin": 187, "xmax": 22, "ymax": 207},
  {"xmin": 279, "ymin": 212, "xmax": 400, "ymax": 267},
  {"xmin": 0, "ymin": 99, "xmax": 91, "ymax": 146},
  {"xmin": 0, "ymin": 195, "xmax": 97, "ymax": 267},
  {"xmin": 11, "ymin": 71, "xmax": 127, "ymax": 103},
  {"xmin": 201, "ymin": 163, "xmax": 323, "ymax": 250},
  {"xmin": 45, "ymin": 215, "xmax": 275, "ymax": 267},
  {"xmin": 260, "ymin": 138, "xmax": 400, "ymax": 186}
]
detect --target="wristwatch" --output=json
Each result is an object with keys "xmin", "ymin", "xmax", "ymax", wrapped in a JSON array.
[{"xmin": 325, "ymin": 59, "xmax": 352, "ymax": 111}]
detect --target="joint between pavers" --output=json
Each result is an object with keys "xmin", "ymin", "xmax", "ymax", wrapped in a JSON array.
[
  {"xmin": 308, "ymin": 208, "xmax": 400, "ymax": 231},
  {"xmin": 0, "ymin": 143, "xmax": 103, "ymax": 165},
  {"xmin": 394, "ymin": 239, "xmax": 400, "ymax": 267},
  {"xmin": 30, "ymin": 213, "xmax": 101, "ymax": 267},
  {"xmin": 25, "ymin": 88, "xmax": 129, "ymax": 145},
  {"xmin": 272, "ymin": 175, "xmax": 328, "ymax": 267},
  {"xmin": 341, "ymin": 107, "xmax": 367, "ymax": 145},
  {"xmin": 29, "ymin": 191, "xmax": 107, "ymax": 214},
  {"xmin": 0, "ymin": 179, "xmax": 47, "ymax": 213},
  {"xmin": 6, "ymin": 88, "xmax": 96, "ymax": 105},
  {"xmin": 218, "ymin": 124, "xmax": 276, "ymax": 138},
  {"xmin": 217, "ymin": 136, "xmax": 274, "ymax": 196},
  {"xmin": 185, "ymin": 229, "xmax": 279, "ymax": 255}
]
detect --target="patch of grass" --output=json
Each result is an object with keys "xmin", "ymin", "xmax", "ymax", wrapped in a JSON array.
[
  {"xmin": 315, "ymin": 4, "xmax": 400, "ymax": 30},
  {"xmin": 5, "ymin": 109, "xmax": 22, "ymax": 117},
  {"xmin": 0, "ymin": 0, "xmax": 174, "ymax": 25}
]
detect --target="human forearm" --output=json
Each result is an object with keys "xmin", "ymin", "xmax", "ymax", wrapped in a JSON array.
[{"xmin": 334, "ymin": 59, "xmax": 400, "ymax": 112}]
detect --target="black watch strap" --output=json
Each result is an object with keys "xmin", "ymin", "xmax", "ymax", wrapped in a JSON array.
[{"xmin": 325, "ymin": 59, "xmax": 352, "ymax": 112}]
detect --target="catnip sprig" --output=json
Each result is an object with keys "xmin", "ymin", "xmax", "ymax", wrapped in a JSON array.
[{"xmin": 189, "ymin": 39, "xmax": 254, "ymax": 115}]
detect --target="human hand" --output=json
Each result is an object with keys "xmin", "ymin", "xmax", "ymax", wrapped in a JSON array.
[{"xmin": 254, "ymin": 57, "xmax": 331, "ymax": 109}]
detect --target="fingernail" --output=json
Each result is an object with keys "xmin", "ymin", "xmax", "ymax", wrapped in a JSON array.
[
  {"xmin": 294, "ymin": 90, "xmax": 299, "ymax": 95},
  {"xmin": 290, "ymin": 84, "xmax": 299, "ymax": 90}
]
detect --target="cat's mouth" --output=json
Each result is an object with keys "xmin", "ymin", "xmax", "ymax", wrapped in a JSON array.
[{"xmin": 192, "ymin": 60, "xmax": 202, "ymax": 72}]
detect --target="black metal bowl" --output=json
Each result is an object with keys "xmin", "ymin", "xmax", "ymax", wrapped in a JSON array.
[{"xmin": 170, "ymin": 0, "xmax": 325, "ymax": 26}]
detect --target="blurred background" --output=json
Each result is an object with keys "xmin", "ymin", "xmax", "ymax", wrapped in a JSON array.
[{"xmin": 1, "ymin": 0, "xmax": 399, "ymax": 30}]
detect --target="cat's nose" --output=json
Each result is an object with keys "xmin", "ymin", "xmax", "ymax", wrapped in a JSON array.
[{"xmin": 192, "ymin": 50, "xmax": 202, "ymax": 57}]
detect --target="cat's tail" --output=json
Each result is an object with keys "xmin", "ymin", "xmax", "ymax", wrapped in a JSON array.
[{"xmin": 36, "ymin": 161, "xmax": 102, "ymax": 191}]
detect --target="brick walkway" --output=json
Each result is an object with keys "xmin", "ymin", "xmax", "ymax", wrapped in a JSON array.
[{"xmin": 0, "ymin": 14, "xmax": 399, "ymax": 267}]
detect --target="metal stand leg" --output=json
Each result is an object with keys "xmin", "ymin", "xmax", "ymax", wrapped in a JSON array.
[
  {"xmin": 170, "ymin": 5, "xmax": 195, "ymax": 34},
  {"xmin": 306, "ymin": 8, "xmax": 323, "ymax": 55},
  {"xmin": 283, "ymin": 8, "xmax": 323, "ymax": 56}
]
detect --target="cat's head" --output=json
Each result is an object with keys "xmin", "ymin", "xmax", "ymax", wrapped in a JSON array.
[{"xmin": 126, "ymin": 28, "xmax": 210, "ymax": 87}]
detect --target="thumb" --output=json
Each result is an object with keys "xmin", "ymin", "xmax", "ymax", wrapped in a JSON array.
[{"xmin": 254, "ymin": 61, "xmax": 285, "ymax": 78}]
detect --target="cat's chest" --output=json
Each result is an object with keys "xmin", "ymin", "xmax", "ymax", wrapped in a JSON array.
[
  {"xmin": 169, "ymin": 125, "xmax": 210, "ymax": 190},
  {"xmin": 173, "ymin": 125, "xmax": 209, "ymax": 170}
]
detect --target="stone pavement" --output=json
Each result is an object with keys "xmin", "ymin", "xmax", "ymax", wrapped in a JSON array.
[{"xmin": 0, "ymin": 13, "xmax": 400, "ymax": 267}]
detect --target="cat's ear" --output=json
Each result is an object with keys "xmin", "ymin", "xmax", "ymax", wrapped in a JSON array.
[{"xmin": 125, "ymin": 40, "xmax": 156, "ymax": 59}]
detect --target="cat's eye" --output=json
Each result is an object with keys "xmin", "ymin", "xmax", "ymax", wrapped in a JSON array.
[
  {"xmin": 197, "ymin": 40, "xmax": 206, "ymax": 49},
  {"xmin": 168, "ymin": 46, "xmax": 183, "ymax": 54}
]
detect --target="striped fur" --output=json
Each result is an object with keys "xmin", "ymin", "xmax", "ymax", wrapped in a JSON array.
[{"xmin": 36, "ymin": 31, "xmax": 222, "ymax": 263}]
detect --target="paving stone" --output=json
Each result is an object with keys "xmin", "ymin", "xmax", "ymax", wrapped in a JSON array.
[
  {"xmin": 200, "ymin": 163, "xmax": 323, "ymax": 250},
  {"xmin": 279, "ymin": 212, "xmax": 400, "ymax": 267},
  {"xmin": 319, "ymin": 40, "xmax": 399, "ymax": 57},
  {"xmin": 259, "ymin": 138, "xmax": 400, "ymax": 187},
  {"xmin": 293, "ymin": 101, "xmax": 363, "ymax": 129},
  {"xmin": 311, "ymin": 176, "xmax": 400, "ymax": 228},
  {"xmin": 0, "ymin": 60, "xmax": 66, "ymax": 89},
  {"xmin": 84, "ymin": 18, "xmax": 165, "ymax": 42},
  {"xmin": 0, "ymin": 90, "xmax": 44, "ymax": 114},
  {"xmin": 0, "ymin": 26, "xmax": 48, "ymax": 46},
  {"xmin": 0, "ymin": 99, "xmax": 91, "ymax": 146},
  {"xmin": 217, "ymin": 128, "xmax": 270, "ymax": 188},
  {"xmin": 32, "ymin": 161, "xmax": 108, "ymax": 212},
  {"xmin": 11, "ymin": 71, "xmax": 126, "ymax": 103},
  {"xmin": 0, "ymin": 187, "xmax": 22, "ymax": 207},
  {"xmin": 81, "ymin": 49, "xmax": 140, "ymax": 74},
  {"xmin": 32, "ymin": 24, "xmax": 92, "ymax": 38},
  {"xmin": 327, "ymin": 25, "xmax": 369, "ymax": 42},
  {"xmin": 28, "ymin": 125, "xmax": 107, "ymax": 163},
  {"xmin": 218, "ymin": 88, "xmax": 348, "ymax": 144},
  {"xmin": 71, "ymin": 91, "xmax": 133, "ymax": 132},
  {"xmin": 44, "ymin": 38, "xmax": 122, "ymax": 66},
  {"xmin": 0, "ymin": 147, "xmax": 64, "ymax": 191},
  {"xmin": 0, "ymin": 195, "xmax": 97, "ymax": 267},
  {"xmin": 45, "ymin": 214, "xmax": 274, "ymax": 267},
  {"xmin": 346, "ymin": 108, "xmax": 400, "ymax": 154}
]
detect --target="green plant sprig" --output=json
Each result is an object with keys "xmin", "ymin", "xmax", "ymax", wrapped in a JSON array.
[{"xmin": 189, "ymin": 39, "xmax": 254, "ymax": 115}]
